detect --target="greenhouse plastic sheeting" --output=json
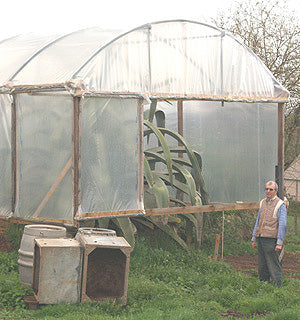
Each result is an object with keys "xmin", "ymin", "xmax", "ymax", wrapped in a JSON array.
[
  {"xmin": 154, "ymin": 101, "xmax": 277, "ymax": 203},
  {"xmin": 183, "ymin": 101, "xmax": 277, "ymax": 203},
  {"xmin": 5, "ymin": 28, "xmax": 121, "ymax": 85},
  {"xmin": 0, "ymin": 94, "xmax": 11, "ymax": 216},
  {"xmin": 81, "ymin": 97, "xmax": 140, "ymax": 213},
  {"xmin": 0, "ymin": 33, "xmax": 60, "ymax": 84},
  {"xmin": 77, "ymin": 21, "xmax": 288, "ymax": 100},
  {"xmin": 0, "ymin": 21, "xmax": 288, "ymax": 101},
  {"xmin": 16, "ymin": 94, "xmax": 73, "ymax": 220}
]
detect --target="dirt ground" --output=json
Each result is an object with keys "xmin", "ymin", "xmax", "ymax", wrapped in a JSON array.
[
  {"xmin": 0, "ymin": 233, "xmax": 13, "ymax": 252},
  {"xmin": 224, "ymin": 252, "xmax": 300, "ymax": 279}
]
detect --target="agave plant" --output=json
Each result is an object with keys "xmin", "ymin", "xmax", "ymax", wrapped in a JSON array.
[
  {"xmin": 94, "ymin": 99, "xmax": 210, "ymax": 250},
  {"xmin": 137, "ymin": 99, "xmax": 209, "ymax": 249}
]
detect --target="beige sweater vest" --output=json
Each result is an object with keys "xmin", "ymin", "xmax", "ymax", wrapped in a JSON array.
[{"xmin": 256, "ymin": 196, "xmax": 284, "ymax": 239}]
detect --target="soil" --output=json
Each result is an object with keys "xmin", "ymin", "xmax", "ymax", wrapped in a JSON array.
[
  {"xmin": 224, "ymin": 252, "xmax": 300, "ymax": 279},
  {"xmin": 0, "ymin": 233, "xmax": 13, "ymax": 252}
]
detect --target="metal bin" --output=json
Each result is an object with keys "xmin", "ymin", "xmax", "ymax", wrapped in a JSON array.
[{"xmin": 33, "ymin": 238, "xmax": 83, "ymax": 304}]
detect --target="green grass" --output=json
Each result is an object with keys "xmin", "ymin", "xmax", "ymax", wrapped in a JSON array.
[{"xmin": 1, "ymin": 232, "xmax": 300, "ymax": 320}]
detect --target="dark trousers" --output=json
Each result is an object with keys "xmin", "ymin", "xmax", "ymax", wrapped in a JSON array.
[{"xmin": 256, "ymin": 237, "xmax": 282, "ymax": 287}]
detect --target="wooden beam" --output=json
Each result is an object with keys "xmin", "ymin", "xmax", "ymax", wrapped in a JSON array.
[
  {"xmin": 6, "ymin": 216, "xmax": 75, "ymax": 227},
  {"xmin": 72, "ymin": 97, "xmax": 81, "ymax": 218},
  {"xmin": 277, "ymin": 103, "xmax": 285, "ymax": 199},
  {"xmin": 11, "ymin": 94, "xmax": 16, "ymax": 214},
  {"xmin": 177, "ymin": 100, "xmax": 183, "ymax": 140},
  {"xmin": 145, "ymin": 202, "xmax": 259, "ymax": 216},
  {"xmin": 77, "ymin": 210, "xmax": 145, "ymax": 219},
  {"xmin": 32, "ymin": 158, "xmax": 72, "ymax": 218},
  {"xmin": 138, "ymin": 98, "xmax": 144, "ymax": 210},
  {"xmin": 76, "ymin": 202, "xmax": 259, "ymax": 219}
]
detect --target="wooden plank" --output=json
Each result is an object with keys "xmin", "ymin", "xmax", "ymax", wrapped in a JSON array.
[
  {"xmin": 11, "ymin": 94, "xmax": 16, "ymax": 213},
  {"xmin": 14, "ymin": 94, "xmax": 20, "ymax": 216},
  {"xmin": 7, "ymin": 216, "xmax": 75, "ymax": 227},
  {"xmin": 72, "ymin": 97, "xmax": 81, "ymax": 218},
  {"xmin": 214, "ymin": 234, "xmax": 221, "ymax": 261},
  {"xmin": 77, "ymin": 210, "xmax": 145, "ymax": 219},
  {"xmin": 77, "ymin": 202, "xmax": 259, "ymax": 219},
  {"xmin": 278, "ymin": 103, "xmax": 285, "ymax": 198},
  {"xmin": 32, "ymin": 158, "xmax": 72, "ymax": 218},
  {"xmin": 138, "ymin": 98, "xmax": 144, "ymax": 210},
  {"xmin": 177, "ymin": 100, "xmax": 183, "ymax": 142},
  {"xmin": 145, "ymin": 202, "xmax": 260, "ymax": 216},
  {"xmin": 80, "ymin": 91, "xmax": 289, "ymax": 103}
]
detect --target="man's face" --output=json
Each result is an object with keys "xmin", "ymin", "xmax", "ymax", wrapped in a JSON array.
[{"xmin": 265, "ymin": 183, "xmax": 277, "ymax": 200}]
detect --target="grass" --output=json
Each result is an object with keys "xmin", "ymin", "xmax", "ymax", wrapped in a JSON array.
[{"xmin": 0, "ymin": 228, "xmax": 300, "ymax": 320}]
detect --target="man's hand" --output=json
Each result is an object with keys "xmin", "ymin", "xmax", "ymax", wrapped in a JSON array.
[
  {"xmin": 275, "ymin": 245, "xmax": 282, "ymax": 251},
  {"xmin": 252, "ymin": 241, "xmax": 256, "ymax": 249}
]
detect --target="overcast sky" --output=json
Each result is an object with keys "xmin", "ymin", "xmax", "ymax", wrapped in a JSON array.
[{"xmin": 1, "ymin": 0, "xmax": 299, "ymax": 39}]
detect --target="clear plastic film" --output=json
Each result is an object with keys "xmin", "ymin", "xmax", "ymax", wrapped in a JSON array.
[
  {"xmin": 182, "ymin": 101, "xmax": 277, "ymax": 202},
  {"xmin": 147, "ymin": 100, "xmax": 277, "ymax": 203},
  {"xmin": 0, "ymin": 94, "xmax": 11, "ymax": 216},
  {"xmin": 0, "ymin": 33, "xmax": 61, "ymax": 84},
  {"xmin": 11, "ymin": 28, "xmax": 122, "ymax": 85},
  {"xmin": 80, "ymin": 97, "xmax": 140, "ymax": 213},
  {"xmin": 16, "ymin": 94, "xmax": 73, "ymax": 220},
  {"xmin": 0, "ymin": 21, "xmax": 288, "ymax": 101},
  {"xmin": 77, "ymin": 21, "xmax": 289, "ymax": 100}
]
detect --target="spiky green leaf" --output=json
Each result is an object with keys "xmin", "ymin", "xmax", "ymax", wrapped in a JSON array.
[
  {"xmin": 112, "ymin": 217, "xmax": 135, "ymax": 247},
  {"xmin": 159, "ymin": 127, "xmax": 209, "ymax": 204},
  {"xmin": 146, "ymin": 216, "xmax": 188, "ymax": 250},
  {"xmin": 144, "ymin": 157, "xmax": 154, "ymax": 187},
  {"xmin": 151, "ymin": 173, "xmax": 169, "ymax": 208},
  {"xmin": 144, "ymin": 120, "xmax": 173, "ymax": 185}
]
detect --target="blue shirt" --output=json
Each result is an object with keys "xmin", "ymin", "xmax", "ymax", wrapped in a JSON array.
[{"xmin": 252, "ymin": 199, "xmax": 287, "ymax": 245}]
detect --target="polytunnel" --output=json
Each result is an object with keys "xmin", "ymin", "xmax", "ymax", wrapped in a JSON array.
[{"xmin": 0, "ymin": 20, "xmax": 289, "ymax": 225}]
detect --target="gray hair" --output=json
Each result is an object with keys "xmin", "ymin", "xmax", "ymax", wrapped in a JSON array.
[{"xmin": 266, "ymin": 181, "xmax": 278, "ymax": 191}]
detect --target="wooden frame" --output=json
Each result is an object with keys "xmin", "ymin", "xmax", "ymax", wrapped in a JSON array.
[
  {"xmin": 277, "ymin": 103, "xmax": 285, "ymax": 199},
  {"xmin": 73, "ymin": 96, "xmax": 81, "ymax": 218},
  {"xmin": 0, "ymin": 86, "xmax": 287, "ymax": 225},
  {"xmin": 11, "ymin": 94, "xmax": 17, "ymax": 214},
  {"xmin": 75, "ymin": 202, "xmax": 260, "ymax": 220}
]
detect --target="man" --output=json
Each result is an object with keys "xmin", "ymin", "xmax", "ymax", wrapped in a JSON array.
[{"xmin": 251, "ymin": 181, "xmax": 287, "ymax": 287}]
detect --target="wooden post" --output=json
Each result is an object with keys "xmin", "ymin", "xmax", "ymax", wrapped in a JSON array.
[
  {"xmin": 277, "ymin": 103, "xmax": 285, "ymax": 199},
  {"xmin": 11, "ymin": 94, "xmax": 17, "ymax": 215},
  {"xmin": 177, "ymin": 100, "xmax": 183, "ymax": 149},
  {"xmin": 221, "ymin": 211, "xmax": 225, "ymax": 259},
  {"xmin": 138, "ymin": 98, "xmax": 144, "ymax": 211},
  {"xmin": 214, "ymin": 234, "xmax": 220, "ymax": 261},
  {"xmin": 73, "ymin": 97, "xmax": 81, "ymax": 218}
]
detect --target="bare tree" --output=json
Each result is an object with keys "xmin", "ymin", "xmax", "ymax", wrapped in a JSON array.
[{"xmin": 213, "ymin": 0, "xmax": 300, "ymax": 168}]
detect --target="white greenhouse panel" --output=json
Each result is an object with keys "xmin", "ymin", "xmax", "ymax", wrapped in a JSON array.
[
  {"xmin": 16, "ymin": 94, "xmax": 73, "ymax": 220},
  {"xmin": 81, "ymin": 97, "xmax": 140, "ymax": 213},
  {"xmin": 183, "ymin": 101, "xmax": 277, "ymax": 203}
]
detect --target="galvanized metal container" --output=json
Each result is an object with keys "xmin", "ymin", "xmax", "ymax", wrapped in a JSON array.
[
  {"xmin": 33, "ymin": 238, "xmax": 83, "ymax": 304},
  {"xmin": 18, "ymin": 224, "xmax": 66, "ymax": 286}
]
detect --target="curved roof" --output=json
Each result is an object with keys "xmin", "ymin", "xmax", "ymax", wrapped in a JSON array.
[{"xmin": 0, "ymin": 20, "xmax": 289, "ymax": 101}]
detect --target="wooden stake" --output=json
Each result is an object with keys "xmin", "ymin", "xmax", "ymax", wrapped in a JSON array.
[
  {"xmin": 73, "ymin": 97, "xmax": 81, "ymax": 218},
  {"xmin": 214, "ymin": 234, "xmax": 221, "ymax": 261},
  {"xmin": 11, "ymin": 95, "xmax": 17, "ymax": 214},
  {"xmin": 221, "ymin": 211, "xmax": 225, "ymax": 259},
  {"xmin": 277, "ymin": 103, "xmax": 285, "ymax": 199}
]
